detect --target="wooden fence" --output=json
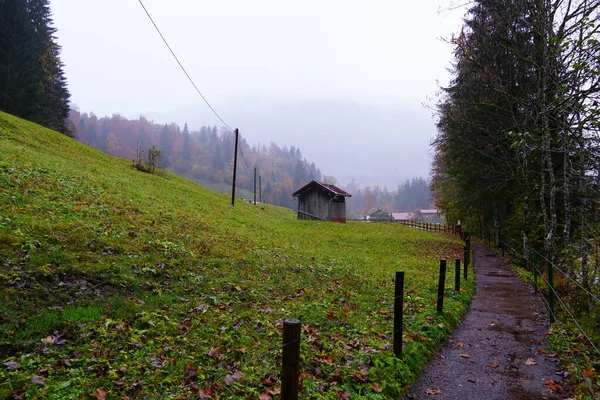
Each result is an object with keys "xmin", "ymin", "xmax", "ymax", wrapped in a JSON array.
[
  {"xmin": 279, "ymin": 231, "xmax": 472, "ymax": 398},
  {"xmin": 396, "ymin": 219, "xmax": 463, "ymax": 237}
]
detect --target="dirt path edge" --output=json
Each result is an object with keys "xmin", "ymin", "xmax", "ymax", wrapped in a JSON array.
[{"xmin": 404, "ymin": 241, "xmax": 570, "ymax": 400}]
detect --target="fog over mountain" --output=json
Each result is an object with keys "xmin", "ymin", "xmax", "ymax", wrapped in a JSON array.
[{"xmin": 143, "ymin": 97, "xmax": 435, "ymax": 189}]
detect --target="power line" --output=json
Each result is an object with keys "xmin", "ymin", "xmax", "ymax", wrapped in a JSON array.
[
  {"xmin": 137, "ymin": 0, "xmax": 234, "ymax": 132},
  {"xmin": 238, "ymin": 144, "xmax": 250, "ymax": 168}
]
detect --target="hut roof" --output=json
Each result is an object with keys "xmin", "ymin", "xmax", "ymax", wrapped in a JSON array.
[
  {"xmin": 392, "ymin": 212, "xmax": 414, "ymax": 220},
  {"xmin": 292, "ymin": 181, "xmax": 351, "ymax": 198}
]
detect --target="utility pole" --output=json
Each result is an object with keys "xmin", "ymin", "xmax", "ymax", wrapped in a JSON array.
[
  {"xmin": 231, "ymin": 128, "xmax": 239, "ymax": 206},
  {"xmin": 253, "ymin": 166, "xmax": 257, "ymax": 205},
  {"xmin": 259, "ymin": 175, "xmax": 262, "ymax": 203}
]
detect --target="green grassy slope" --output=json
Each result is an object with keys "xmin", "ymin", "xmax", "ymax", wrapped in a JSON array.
[{"xmin": 0, "ymin": 111, "xmax": 473, "ymax": 399}]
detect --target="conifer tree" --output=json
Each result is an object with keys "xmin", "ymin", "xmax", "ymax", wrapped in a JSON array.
[{"xmin": 0, "ymin": 0, "xmax": 71, "ymax": 135}]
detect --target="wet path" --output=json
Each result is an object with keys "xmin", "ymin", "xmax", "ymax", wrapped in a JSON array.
[{"xmin": 406, "ymin": 242, "xmax": 569, "ymax": 399}]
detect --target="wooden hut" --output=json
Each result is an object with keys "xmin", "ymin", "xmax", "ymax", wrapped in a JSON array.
[
  {"xmin": 292, "ymin": 181, "xmax": 351, "ymax": 223},
  {"xmin": 370, "ymin": 209, "xmax": 393, "ymax": 222}
]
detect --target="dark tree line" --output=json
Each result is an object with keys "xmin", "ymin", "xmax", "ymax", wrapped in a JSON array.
[
  {"xmin": 0, "ymin": 0, "xmax": 71, "ymax": 135},
  {"xmin": 433, "ymin": 0, "xmax": 600, "ymax": 284}
]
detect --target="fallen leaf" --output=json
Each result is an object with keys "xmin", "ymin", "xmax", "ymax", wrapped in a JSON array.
[
  {"xmin": 224, "ymin": 371, "xmax": 244, "ymax": 386},
  {"xmin": 261, "ymin": 373, "xmax": 278, "ymax": 387},
  {"xmin": 372, "ymin": 383, "xmax": 383, "ymax": 393},
  {"xmin": 460, "ymin": 353, "xmax": 471, "ymax": 358},
  {"xmin": 268, "ymin": 387, "xmax": 281, "ymax": 396},
  {"xmin": 192, "ymin": 305, "xmax": 207, "ymax": 313},
  {"xmin": 232, "ymin": 347, "xmax": 247, "ymax": 353},
  {"xmin": 150, "ymin": 354, "xmax": 165, "ymax": 369},
  {"xmin": 3, "ymin": 361, "xmax": 21, "ymax": 370},
  {"xmin": 583, "ymin": 369, "xmax": 596, "ymax": 379},
  {"xmin": 425, "ymin": 387, "xmax": 443, "ymax": 394},
  {"xmin": 487, "ymin": 364, "xmax": 500, "ymax": 368},
  {"xmin": 339, "ymin": 392, "xmax": 352, "ymax": 400},
  {"xmin": 258, "ymin": 393, "xmax": 272, "ymax": 400},
  {"xmin": 7, "ymin": 388, "xmax": 26, "ymax": 400},
  {"xmin": 184, "ymin": 364, "xmax": 197, "ymax": 381},
  {"xmin": 456, "ymin": 342, "xmax": 466, "ymax": 347},
  {"xmin": 544, "ymin": 380, "xmax": 564, "ymax": 394},
  {"xmin": 40, "ymin": 331, "xmax": 66, "ymax": 346},
  {"xmin": 354, "ymin": 372, "xmax": 368, "ymax": 382},
  {"xmin": 31, "ymin": 375, "xmax": 46, "ymax": 387},
  {"xmin": 524, "ymin": 358, "xmax": 537, "ymax": 366},
  {"xmin": 89, "ymin": 388, "xmax": 108, "ymax": 400}
]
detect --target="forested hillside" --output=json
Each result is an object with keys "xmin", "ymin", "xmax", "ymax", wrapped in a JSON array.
[
  {"xmin": 69, "ymin": 109, "xmax": 322, "ymax": 209},
  {"xmin": 69, "ymin": 109, "xmax": 434, "ymax": 213}
]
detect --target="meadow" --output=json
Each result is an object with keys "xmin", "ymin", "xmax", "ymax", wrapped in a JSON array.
[{"xmin": 0, "ymin": 112, "xmax": 473, "ymax": 399}]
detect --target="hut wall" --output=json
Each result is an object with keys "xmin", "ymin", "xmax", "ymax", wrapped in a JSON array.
[
  {"xmin": 297, "ymin": 189, "xmax": 331, "ymax": 220},
  {"xmin": 330, "ymin": 199, "xmax": 347, "ymax": 223}
]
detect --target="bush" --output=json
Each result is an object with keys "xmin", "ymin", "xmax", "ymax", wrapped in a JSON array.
[{"xmin": 132, "ymin": 144, "xmax": 164, "ymax": 175}]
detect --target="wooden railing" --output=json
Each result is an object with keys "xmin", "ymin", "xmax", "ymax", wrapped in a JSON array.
[{"xmin": 396, "ymin": 219, "xmax": 462, "ymax": 236}]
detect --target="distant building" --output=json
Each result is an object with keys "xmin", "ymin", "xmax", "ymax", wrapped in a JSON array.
[
  {"xmin": 292, "ymin": 181, "xmax": 351, "ymax": 223},
  {"xmin": 392, "ymin": 212, "xmax": 415, "ymax": 221},
  {"xmin": 418, "ymin": 209, "xmax": 443, "ymax": 223},
  {"xmin": 370, "ymin": 209, "xmax": 393, "ymax": 222}
]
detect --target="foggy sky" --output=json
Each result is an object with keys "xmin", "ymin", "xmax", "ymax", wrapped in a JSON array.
[{"xmin": 49, "ymin": 0, "xmax": 465, "ymax": 189}]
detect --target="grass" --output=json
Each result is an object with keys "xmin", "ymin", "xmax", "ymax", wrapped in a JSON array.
[{"xmin": 0, "ymin": 111, "xmax": 474, "ymax": 399}]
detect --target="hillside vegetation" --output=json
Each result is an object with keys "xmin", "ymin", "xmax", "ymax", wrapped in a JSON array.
[{"xmin": 0, "ymin": 112, "xmax": 472, "ymax": 399}]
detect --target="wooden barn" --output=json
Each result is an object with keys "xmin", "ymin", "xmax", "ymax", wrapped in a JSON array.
[
  {"xmin": 292, "ymin": 181, "xmax": 351, "ymax": 223},
  {"xmin": 370, "ymin": 209, "xmax": 393, "ymax": 222}
]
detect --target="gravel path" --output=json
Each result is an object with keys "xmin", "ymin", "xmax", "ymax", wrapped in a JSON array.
[{"xmin": 406, "ymin": 241, "xmax": 570, "ymax": 399}]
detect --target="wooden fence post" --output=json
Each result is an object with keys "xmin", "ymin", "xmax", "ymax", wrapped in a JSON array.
[
  {"xmin": 463, "ymin": 246, "xmax": 469, "ymax": 280},
  {"xmin": 532, "ymin": 252, "xmax": 538, "ymax": 293},
  {"xmin": 548, "ymin": 261, "xmax": 555, "ymax": 323},
  {"xmin": 437, "ymin": 260, "xmax": 447, "ymax": 314},
  {"xmin": 282, "ymin": 319, "xmax": 301, "ymax": 399},
  {"xmin": 455, "ymin": 259, "xmax": 461, "ymax": 292},
  {"xmin": 394, "ymin": 271, "xmax": 404, "ymax": 358}
]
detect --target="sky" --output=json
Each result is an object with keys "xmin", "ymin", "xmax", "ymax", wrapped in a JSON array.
[{"xmin": 49, "ymin": 0, "xmax": 466, "ymax": 189}]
